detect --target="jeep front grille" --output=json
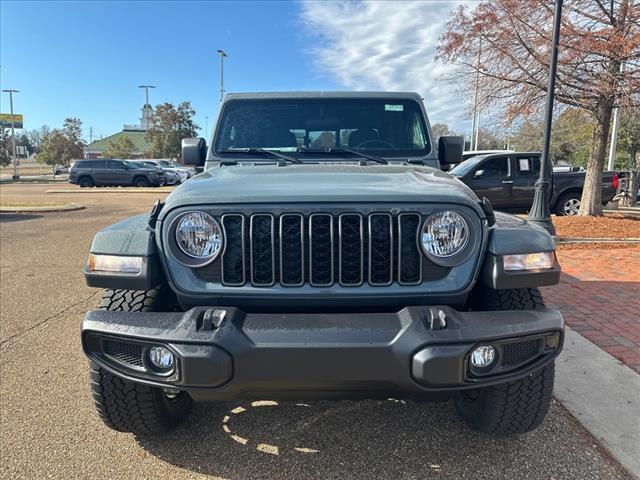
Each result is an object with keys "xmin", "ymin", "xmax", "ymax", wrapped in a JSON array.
[{"xmin": 197, "ymin": 212, "xmax": 451, "ymax": 287}]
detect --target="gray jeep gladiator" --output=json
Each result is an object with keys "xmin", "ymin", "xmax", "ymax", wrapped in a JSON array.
[{"xmin": 81, "ymin": 92, "xmax": 564, "ymax": 436}]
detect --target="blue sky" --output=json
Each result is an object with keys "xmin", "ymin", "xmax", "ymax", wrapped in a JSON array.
[{"xmin": 1, "ymin": 1, "xmax": 471, "ymax": 141}]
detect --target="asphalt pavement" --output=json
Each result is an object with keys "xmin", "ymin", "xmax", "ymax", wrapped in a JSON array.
[{"xmin": 0, "ymin": 184, "xmax": 632, "ymax": 479}]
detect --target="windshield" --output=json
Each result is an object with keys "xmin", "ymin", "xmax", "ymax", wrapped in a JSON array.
[
  {"xmin": 449, "ymin": 155, "xmax": 487, "ymax": 177},
  {"xmin": 214, "ymin": 98, "xmax": 430, "ymax": 158}
]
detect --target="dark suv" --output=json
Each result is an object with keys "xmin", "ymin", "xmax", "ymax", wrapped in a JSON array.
[{"xmin": 69, "ymin": 159, "xmax": 165, "ymax": 188}]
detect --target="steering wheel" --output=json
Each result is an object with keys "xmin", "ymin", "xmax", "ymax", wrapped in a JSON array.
[{"xmin": 356, "ymin": 139, "xmax": 395, "ymax": 149}]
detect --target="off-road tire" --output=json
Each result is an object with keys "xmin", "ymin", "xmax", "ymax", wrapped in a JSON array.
[
  {"xmin": 133, "ymin": 176, "xmax": 150, "ymax": 188},
  {"xmin": 456, "ymin": 286, "xmax": 554, "ymax": 435},
  {"xmin": 89, "ymin": 287, "xmax": 191, "ymax": 435},
  {"xmin": 470, "ymin": 286, "xmax": 545, "ymax": 311},
  {"xmin": 78, "ymin": 176, "xmax": 94, "ymax": 188}
]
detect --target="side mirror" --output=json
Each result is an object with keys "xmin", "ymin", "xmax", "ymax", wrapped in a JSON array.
[
  {"xmin": 438, "ymin": 136, "xmax": 464, "ymax": 166},
  {"xmin": 474, "ymin": 169, "xmax": 485, "ymax": 178},
  {"xmin": 182, "ymin": 138, "xmax": 207, "ymax": 166}
]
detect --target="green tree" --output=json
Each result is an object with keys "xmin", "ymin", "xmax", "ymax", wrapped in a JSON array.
[
  {"xmin": 102, "ymin": 136, "xmax": 137, "ymax": 159},
  {"xmin": 431, "ymin": 123, "xmax": 457, "ymax": 145},
  {"xmin": 145, "ymin": 102, "xmax": 198, "ymax": 158},
  {"xmin": 0, "ymin": 129, "xmax": 11, "ymax": 167},
  {"xmin": 37, "ymin": 117, "xmax": 85, "ymax": 166}
]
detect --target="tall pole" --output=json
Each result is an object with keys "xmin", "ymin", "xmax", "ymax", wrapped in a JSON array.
[
  {"xmin": 528, "ymin": 0, "xmax": 563, "ymax": 234},
  {"xmin": 217, "ymin": 49, "xmax": 228, "ymax": 102},
  {"xmin": 2, "ymin": 89, "xmax": 19, "ymax": 180},
  {"xmin": 471, "ymin": 37, "xmax": 483, "ymax": 151},
  {"xmin": 205, "ymin": 116, "xmax": 209, "ymax": 136},
  {"xmin": 607, "ymin": 63, "xmax": 625, "ymax": 171}
]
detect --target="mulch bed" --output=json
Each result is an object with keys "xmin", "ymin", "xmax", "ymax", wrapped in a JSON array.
[{"xmin": 552, "ymin": 214, "xmax": 640, "ymax": 239}]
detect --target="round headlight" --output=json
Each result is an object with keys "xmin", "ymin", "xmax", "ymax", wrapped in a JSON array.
[
  {"xmin": 175, "ymin": 212, "xmax": 223, "ymax": 260},
  {"xmin": 421, "ymin": 211, "xmax": 469, "ymax": 258}
]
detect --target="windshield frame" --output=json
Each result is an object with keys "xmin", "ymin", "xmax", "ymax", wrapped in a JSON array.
[{"xmin": 212, "ymin": 97, "xmax": 432, "ymax": 161}]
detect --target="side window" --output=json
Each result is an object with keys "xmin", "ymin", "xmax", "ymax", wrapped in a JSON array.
[
  {"xmin": 475, "ymin": 157, "xmax": 509, "ymax": 178},
  {"xmin": 516, "ymin": 156, "xmax": 540, "ymax": 176},
  {"xmin": 82, "ymin": 160, "xmax": 106, "ymax": 168},
  {"xmin": 109, "ymin": 160, "xmax": 126, "ymax": 169}
]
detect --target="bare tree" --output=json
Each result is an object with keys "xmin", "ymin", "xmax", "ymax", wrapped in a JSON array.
[{"xmin": 439, "ymin": 0, "xmax": 640, "ymax": 215}]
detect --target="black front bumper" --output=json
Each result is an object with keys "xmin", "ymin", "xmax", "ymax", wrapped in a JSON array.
[{"xmin": 81, "ymin": 306, "xmax": 564, "ymax": 401}]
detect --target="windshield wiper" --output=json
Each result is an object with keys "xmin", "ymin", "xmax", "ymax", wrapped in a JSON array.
[
  {"xmin": 297, "ymin": 147, "xmax": 388, "ymax": 165},
  {"xmin": 219, "ymin": 148, "xmax": 302, "ymax": 164}
]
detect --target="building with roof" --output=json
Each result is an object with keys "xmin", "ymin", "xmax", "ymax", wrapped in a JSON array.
[{"xmin": 83, "ymin": 103, "xmax": 153, "ymax": 159}]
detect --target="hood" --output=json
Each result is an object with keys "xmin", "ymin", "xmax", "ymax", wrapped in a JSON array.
[{"xmin": 162, "ymin": 163, "xmax": 481, "ymax": 212}]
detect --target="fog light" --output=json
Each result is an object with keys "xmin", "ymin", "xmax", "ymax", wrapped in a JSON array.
[
  {"xmin": 470, "ymin": 345, "xmax": 496, "ymax": 368},
  {"xmin": 149, "ymin": 346, "xmax": 175, "ymax": 371}
]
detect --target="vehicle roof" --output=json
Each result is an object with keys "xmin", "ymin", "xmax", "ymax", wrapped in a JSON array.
[
  {"xmin": 223, "ymin": 91, "xmax": 423, "ymax": 101},
  {"xmin": 479, "ymin": 151, "xmax": 541, "ymax": 157}
]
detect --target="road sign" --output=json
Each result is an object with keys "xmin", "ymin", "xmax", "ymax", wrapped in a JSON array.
[{"xmin": 0, "ymin": 113, "xmax": 24, "ymax": 129}]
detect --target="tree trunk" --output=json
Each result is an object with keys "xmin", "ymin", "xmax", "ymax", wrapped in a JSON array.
[{"xmin": 578, "ymin": 98, "xmax": 613, "ymax": 216}]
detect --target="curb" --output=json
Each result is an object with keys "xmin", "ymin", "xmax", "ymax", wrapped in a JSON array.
[
  {"xmin": 0, "ymin": 203, "xmax": 85, "ymax": 213},
  {"xmin": 554, "ymin": 327, "xmax": 640, "ymax": 479},
  {"xmin": 555, "ymin": 237, "xmax": 640, "ymax": 245},
  {"xmin": 45, "ymin": 188, "xmax": 175, "ymax": 194}
]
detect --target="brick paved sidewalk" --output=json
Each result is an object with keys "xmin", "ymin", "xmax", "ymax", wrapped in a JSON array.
[{"xmin": 542, "ymin": 246, "xmax": 640, "ymax": 374}]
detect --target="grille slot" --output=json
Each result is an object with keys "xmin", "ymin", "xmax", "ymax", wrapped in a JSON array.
[
  {"xmin": 280, "ymin": 214, "xmax": 304, "ymax": 286},
  {"xmin": 339, "ymin": 214, "xmax": 364, "ymax": 286},
  {"xmin": 398, "ymin": 213, "xmax": 422, "ymax": 285},
  {"xmin": 221, "ymin": 214, "xmax": 245, "ymax": 286},
  {"xmin": 309, "ymin": 214, "xmax": 334, "ymax": 286},
  {"xmin": 369, "ymin": 213, "xmax": 393, "ymax": 285},
  {"xmin": 104, "ymin": 340, "xmax": 144, "ymax": 368},
  {"xmin": 250, "ymin": 214, "xmax": 275, "ymax": 286},
  {"xmin": 502, "ymin": 339, "xmax": 543, "ymax": 367}
]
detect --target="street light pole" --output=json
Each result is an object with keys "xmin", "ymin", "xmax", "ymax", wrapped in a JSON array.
[
  {"xmin": 217, "ymin": 49, "xmax": 228, "ymax": 102},
  {"xmin": 528, "ymin": 0, "xmax": 563, "ymax": 235},
  {"xmin": 138, "ymin": 85, "xmax": 156, "ymax": 106},
  {"xmin": 2, "ymin": 89, "xmax": 20, "ymax": 181}
]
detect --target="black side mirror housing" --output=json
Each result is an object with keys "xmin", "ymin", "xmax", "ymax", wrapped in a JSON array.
[
  {"xmin": 182, "ymin": 138, "xmax": 207, "ymax": 166},
  {"xmin": 438, "ymin": 136, "xmax": 464, "ymax": 166}
]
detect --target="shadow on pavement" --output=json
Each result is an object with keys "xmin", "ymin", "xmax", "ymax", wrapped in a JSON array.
[
  {"xmin": 135, "ymin": 398, "xmax": 621, "ymax": 480},
  {"xmin": 0, "ymin": 213, "xmax": 44, "ymax": 223}
]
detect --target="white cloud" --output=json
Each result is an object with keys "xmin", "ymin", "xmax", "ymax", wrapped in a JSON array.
[{"xmin": 299, "ymin": 0, "xmax": 474, "ymax": 133}]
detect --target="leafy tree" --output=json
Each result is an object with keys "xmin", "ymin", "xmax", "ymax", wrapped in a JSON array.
[
  {"xmin": 439, "ymin": 0, "xmax": 640, "ymax": 216},
  {"xmin": 27, "ymin": 126, "xmax": 50, "ymax": 154},
  {"xmin": 37, "ymin": 117, "xmax": 85, "ymax": 166},
  {"xmin": 0, "ymin": 129, "xmax": 11, "ymax": 167},
  {"xmin": 145, "ymin": 102, "xmax": 199, "ymax": 159},
  {"xmin": 102, "ymin": 136, "xmax": 137, "ymax": 159},
  {"xmin": 510, "ymin": 109, "xmax": 595, "ymax": 166},
  {"xmin": 431, "ymin": 123, "xmax": 457, "ymax": 145}
]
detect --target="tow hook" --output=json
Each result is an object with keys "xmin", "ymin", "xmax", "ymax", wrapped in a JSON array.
[
  {"xmin": 426, "ymin": 308, "xmax": 448, "ymax": 330},
  {"xmin": 200, "ymin": 308, "xmax": 227, "ymax": 331}
]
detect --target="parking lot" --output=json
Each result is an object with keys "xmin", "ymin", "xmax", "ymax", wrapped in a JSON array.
[{"xmin": 0, "ymin": 183, "xmax": 632, "ymax": 479}]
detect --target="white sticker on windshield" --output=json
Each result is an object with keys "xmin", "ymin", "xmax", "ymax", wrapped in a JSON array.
[
  {"xmin": 519, "ymin": 158, "xmax": 530, "ymax": 171},
  {"xmin": 385, "ymin": 104, "xmax": 404, "ymax": 111}
]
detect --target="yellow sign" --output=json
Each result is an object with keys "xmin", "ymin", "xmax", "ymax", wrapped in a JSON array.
[{"xmin": 0, "ymin": 113, "xmax": 24, "ymax": 128}]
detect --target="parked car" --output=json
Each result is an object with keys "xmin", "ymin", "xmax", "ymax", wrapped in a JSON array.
[
  {"xmin": 68, "ymin": 159, "xmax": 165, "ymax": 187},
  {"xmin": 140, "ymin": 160, "xmax": 188, "ymax": 184},
  {"xmin": 53, "ymin": 164, "xmax": 69, "ymax": 175},
  {"xmin": 157, "ymin": 159, "xmax": 194, "ymax": 179},
  {"xmin": 449, "ymin": 152, "xmax": 618, "ymax": 215},
  {"xmin": 81, "ymin": 91, "xmax": 563, "ymax": 438}
]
